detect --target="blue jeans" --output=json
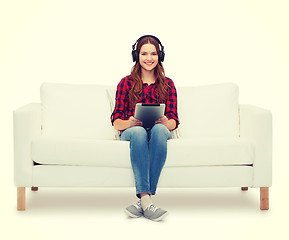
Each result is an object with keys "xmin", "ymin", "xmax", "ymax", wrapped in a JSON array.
[{"xmin": 121, "ymin": 124, "xmax": 171, "ymax": 198}]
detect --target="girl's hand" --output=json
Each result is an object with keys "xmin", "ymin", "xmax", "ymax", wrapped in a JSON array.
[
  {"xmin": 128, "ymin": 116, "xmax": 143, "ymax": 128},
  {"xmin": 155, "ymin": 116, "xmax": 176, "ymax": 130},
  {"xmin": 155, "ymin": 116, "xmax": 169, "ymax": 127}
]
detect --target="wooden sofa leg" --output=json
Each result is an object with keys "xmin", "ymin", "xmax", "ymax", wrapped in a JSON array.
[
  {"xmin": 241, "ymin": 187, "xmax": 248, "ymax": 191},
  {"xmin": 17, "ymin": 187, "xmax": 26, "ymax": 210},
  {"xmin": 31, "ymin": 187, "xmax": 38, "ymax": 191},
  {"xmin": 260, "ymin": 187, "xmax": 269, "ymax": 210}
]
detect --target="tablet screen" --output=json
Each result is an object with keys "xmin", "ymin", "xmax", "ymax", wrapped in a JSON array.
[{"xmin": 134, "ymin": 103, "xmax": 166, "ymax": 130}]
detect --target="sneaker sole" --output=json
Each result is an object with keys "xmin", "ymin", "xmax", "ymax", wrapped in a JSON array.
[
  {"xmin": 124, "ymin": 209, "xmax": 142, "ymax": 218},
  {"xmin": 146, "ymin": 211, "xmax": 168, "ymax": 222}
]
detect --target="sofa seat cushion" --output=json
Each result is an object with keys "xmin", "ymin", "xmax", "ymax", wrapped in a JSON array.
[
  {"xmin": 166, "ymin": 138, "xmax": 254, "ymax": 167},
  {"xmin": 32, "ymin": 137, "xmax": 254, "ymax": 167},
  {"xmin": 32, "ymin": 137, "xmax": 131, "ymax": 167}
]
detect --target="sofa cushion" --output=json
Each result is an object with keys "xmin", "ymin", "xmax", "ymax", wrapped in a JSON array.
[
  {"xmin": 41, "ymin": 83, "xmax": 116, "ymax": 139},
  {"xmin": 166, "ymin": 138, "xmax": 254, "ymax": 167},
  {"xmin": 177, "ymin": 83, "xmax": 239, "ymax": 138},
  {"xmin": 31, "ymin": 137, "xmax": 254, "ymax": 167},
  {"xmin": 32, "ymin": 137, "xmax": 131, "ymax": 167}
]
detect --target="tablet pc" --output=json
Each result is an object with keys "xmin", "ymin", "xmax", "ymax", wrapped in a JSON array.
[{"xmin": 134, "ymin": 103, "xmax": 166, "ymax": 130}]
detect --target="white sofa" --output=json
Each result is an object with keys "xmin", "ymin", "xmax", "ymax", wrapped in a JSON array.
[{"xmin": 13, "ymin": 82, "xmax": 272, "ymax": 210}]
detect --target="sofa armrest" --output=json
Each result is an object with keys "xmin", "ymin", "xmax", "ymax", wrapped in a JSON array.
[
  {"xmin": 239, "ymin": 104, "xmax": 272, "ymax": 187},
  {"xmin": 13, "ymin": 103, "xmax": 42, "ymax": 186}
]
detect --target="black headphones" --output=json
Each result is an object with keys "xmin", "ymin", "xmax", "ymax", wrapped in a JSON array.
[{"xmin": 131, "ymin": 35, "xmax": 165, "ymax": 63}]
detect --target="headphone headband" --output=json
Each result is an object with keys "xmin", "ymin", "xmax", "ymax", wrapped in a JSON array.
[{"xmin": 131, "ymin": 35, "xmax": 165, "ymax": 62}]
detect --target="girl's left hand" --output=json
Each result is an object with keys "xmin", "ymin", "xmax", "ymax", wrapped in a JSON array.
[
  {"xmin": 155, "ymin": 116, "xmax": 177, "ymax": 130},
  {"xmin": 155, "ymin": 116, "xmax": 169, "ymax": 128}
]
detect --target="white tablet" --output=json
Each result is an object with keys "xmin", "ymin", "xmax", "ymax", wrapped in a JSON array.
[{"xmin": 134, "ymin": 103, "xmax": 166, "ymax": 130}]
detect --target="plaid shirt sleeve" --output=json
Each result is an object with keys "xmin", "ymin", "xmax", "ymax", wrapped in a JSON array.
[
  {"xmin": 165, "ymin": 78, "xmax": 180, "ymax": 128},
  {"xmin": 110, "ymin": 77, "xmax": 130, "ymax": 125}
]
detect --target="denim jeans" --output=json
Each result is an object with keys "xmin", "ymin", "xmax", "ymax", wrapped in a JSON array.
[{"xmin": 121, "ymin": 124, "xmax": 171, "ymax": 198}]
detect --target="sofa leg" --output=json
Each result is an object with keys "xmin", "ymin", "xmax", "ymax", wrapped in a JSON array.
[
  {"xmin": 31, "ymin": 187, "xmax": 38, "ymax": 191},
  {"xmin": 260, "ymin": 187, "xmax": 269, "ymax": 210},
  {"xmin": 241, "ymin": 187, "xmax": 248, "ymax": 191},
  {"xmin": 17, "ymin": 187, "xmax": 26, "ymax": 210}
]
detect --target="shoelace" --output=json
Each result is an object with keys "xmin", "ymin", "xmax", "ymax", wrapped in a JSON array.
[
  {"xmin": 147, "ymin": 204, "xmax": 157, "ymax": 212},
  {"xmin": 136, "ymin": 200, "xmax": 142, "ymax": 208}
]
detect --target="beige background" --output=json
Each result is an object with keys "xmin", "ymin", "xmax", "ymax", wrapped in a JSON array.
[{"xmin": 1, "ymin": 0, "xmax": 288, "ymax": 239}]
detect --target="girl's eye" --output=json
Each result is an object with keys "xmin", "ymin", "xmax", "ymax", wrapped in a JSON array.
[{"xmin": 140, "ymin": 52, "xmax": 157, "ymax": 57}]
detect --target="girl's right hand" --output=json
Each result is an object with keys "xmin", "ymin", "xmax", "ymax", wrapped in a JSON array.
[{"xmin": 128, "ymin": 116, "xmax": 143, "ymax": 128}]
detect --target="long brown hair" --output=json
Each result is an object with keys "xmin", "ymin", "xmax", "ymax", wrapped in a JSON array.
[{"xmin": 129, "ymin": 36, "xmax": 168, "ymax": 107}]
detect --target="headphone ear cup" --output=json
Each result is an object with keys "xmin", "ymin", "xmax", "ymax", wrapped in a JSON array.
[
  {"xmin": 159, "ymin": 51, "xmax": 165, "ymax": 62},
  {"xmin": 132, "ymin": 50, "xmax": 139, "ymax": 62}
]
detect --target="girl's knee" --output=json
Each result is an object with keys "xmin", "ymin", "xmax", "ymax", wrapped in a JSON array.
[
  {"xmin": 131, "ymin": 126, "xmax": 147, "ymax": 136},
  {"xmin": 122, "ymin": 126, "xmax": 148, "ymax": 142},
  {"xmin": 152, "ymin": 123, "xmax": 169, "ymax": 134},
  {"xmin": 151, "ymin": 124, "xmax": 171, "ymax": 139}
]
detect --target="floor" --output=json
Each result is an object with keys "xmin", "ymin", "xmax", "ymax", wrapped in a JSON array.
[{"xmin": 1, "ymin": 184, "xmax": 288, "ymax": 240}]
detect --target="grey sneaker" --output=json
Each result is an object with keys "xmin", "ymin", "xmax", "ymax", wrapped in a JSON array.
[
  {"xmin": 124, "ymin": 199, "xmax": 143, "ymax": 218},
  {"xmin": 143, "ymin": 203, "xmax": 168, "ymax": 221}
]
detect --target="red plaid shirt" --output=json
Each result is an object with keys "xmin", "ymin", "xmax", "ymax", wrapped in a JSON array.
[{"xmin": 111, "ymin": 75, "xmax": 179, "ymax": 129}]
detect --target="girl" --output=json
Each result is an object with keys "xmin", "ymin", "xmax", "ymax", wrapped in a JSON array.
[{"xmin": 111, "ymin": 35, "xmax": 179, "ymax": 221}]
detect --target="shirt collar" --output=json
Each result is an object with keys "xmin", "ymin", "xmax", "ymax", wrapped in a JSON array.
[{"xmin": 142, "ymin": 78, "xmax": 159, "ymax": 86}]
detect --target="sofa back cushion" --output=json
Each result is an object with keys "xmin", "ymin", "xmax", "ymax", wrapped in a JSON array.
[
  {"xmin": 177, "ymin": 83, "xmax": 239, "ymax": 138},
  {"xmin": 41, "ymin": 83, "xmax": 116, "ymax": 139}
]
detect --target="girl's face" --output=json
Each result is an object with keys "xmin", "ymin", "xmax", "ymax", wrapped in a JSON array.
[{"xmin": 139, "ymin": 43, "xmax": 158, "ymax": 73}]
